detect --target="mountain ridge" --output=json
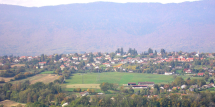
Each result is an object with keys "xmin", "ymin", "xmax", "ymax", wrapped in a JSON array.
[{"xmin": 0, "ymin": 0, "xmax": 215, "ymax": 56}]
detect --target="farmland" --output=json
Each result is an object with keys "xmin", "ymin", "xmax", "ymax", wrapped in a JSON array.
[{"xmin": 65, "ymin": 72, "xmax": 197, "ymax": 85}]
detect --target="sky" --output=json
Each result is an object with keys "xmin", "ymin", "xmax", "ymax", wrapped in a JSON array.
[{"xmin": 0, "ymin": 0, "xmax": 200, "ymax": 7}]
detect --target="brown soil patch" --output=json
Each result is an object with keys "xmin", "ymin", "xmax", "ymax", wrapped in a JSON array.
[
  {"xmin": 30, "ymin": 74, "xmax": 59, "ymax": 84},
  {"xmin": 0, "ymin": 100, "xmax": 25, "ymax": 107}
]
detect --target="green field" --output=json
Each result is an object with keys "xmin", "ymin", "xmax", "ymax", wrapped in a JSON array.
[
  {"xmin": 65, "ymin": 72, "xmax": 195, "ymax": 85},
  {"xmin": 40, "ymin": 71, "xmax": 54, "ymax": 74}
]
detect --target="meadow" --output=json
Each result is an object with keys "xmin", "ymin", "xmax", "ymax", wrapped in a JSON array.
[{"xmin": 64, "ymin": 72, "xmax": 195, "ymax": 85}]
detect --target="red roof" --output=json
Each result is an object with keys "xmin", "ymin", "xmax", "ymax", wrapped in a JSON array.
[
  {"xmin": 39, "ymin": 62, "xmax": 46, "ymax": 64},
  {"xmin": 198, "ymin": 73, "xmax": 204, "ymax": 75},
  {"xmin": 60, "ymin": 65, "xmax": 65, "ymax": 68}
]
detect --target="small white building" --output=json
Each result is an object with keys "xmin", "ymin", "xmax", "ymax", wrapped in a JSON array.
[
  {"xmin": 165, "ymin": 72, "xmax": 173, "ymax": 75},
  {"xmin": 62, "ymin": 102, "xmax": 68, "ymax": 107}
]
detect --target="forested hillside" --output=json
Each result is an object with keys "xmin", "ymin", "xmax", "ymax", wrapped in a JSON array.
[{"xmin": 0, "ymin": 0, "xmax": 215, "ymax": 55}]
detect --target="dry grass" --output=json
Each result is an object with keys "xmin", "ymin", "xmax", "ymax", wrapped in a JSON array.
[
  {"xmin": 11, "ymin": 64, "xmax": 25, "ymax": 68},
  {"xmin": 30, "ymin": 74, "xmax": 59, "ymax": 84},
  {"xmin": 0, "ymin": 77, "xmax": 13, "ymax": 82},
  {"xmin": 66, "ymin": 84, "xmax": 100, "ymax": 89},
  {"xmin": 0, "ymin": 100, "xmax": 25, "ymax": 107},
  {"xmin": 9, "ymin": 74, "xmax": 59, "ymax": 85}
]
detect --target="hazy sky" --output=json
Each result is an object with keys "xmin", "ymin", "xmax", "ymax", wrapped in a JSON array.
[{"xmin": 0, "ymin": 0, "xmax": 200, "ymax": 7}]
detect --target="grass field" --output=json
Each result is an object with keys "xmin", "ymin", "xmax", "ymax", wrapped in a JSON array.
[
  {"xmin": 40, "ymin": 71, "xmax": 54, "ymax": 74},
  {"xmin": 0, "ymin": 100, "xmax": 25, "ymax": 107},
  {"xmin": 11, "ymin": 64, "xmax": 25, "ymax": 68},
  {"xmin": 65, "ymin": 72, "xmax": 186, "ymax": 85},
  {"xmin": 65, "ymin": 72, "xmax": 203, "ymax": 86}
]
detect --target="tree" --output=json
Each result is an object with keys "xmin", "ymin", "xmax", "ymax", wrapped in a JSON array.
[
  {"xmin": 155, "ymin": 50, "xmax": 157, "ymax": 56},
  {"xmin": 210, "ymin": 79, "xmax": 214, "ymax": 83},
  {"xmin": 55, "ymin": 69, "xmax": 61, "ymax": 74},
  {"xmin": 173, "ymin": 77, "xmax": 185, "ymax": 86},
  {"xmin": 27, "ymin": 93, "xmax": 31, "ymax": 103},
  {"xmin": 148, "ymin": 48, "xmax": 153, "ymax": 54},
  {"xmin": 121, "ymin": 47, "xmax": 124, "ymax": 55},
  {"xmin": 40, "ymin": 54, "xmax": 45, "ymax": 61}
]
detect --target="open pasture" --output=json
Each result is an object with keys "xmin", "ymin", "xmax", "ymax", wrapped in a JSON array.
[
  {"xmin": 11, "ymin": 64, "xmax": 25, "ymax": 68},
  {"xmin": 0, "ymin": 100, "xmax": 25, "ymax": 107}
]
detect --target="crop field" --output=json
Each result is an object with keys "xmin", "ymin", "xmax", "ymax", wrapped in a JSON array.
[
  {"xmin": 0, "ymin": 100, "xmax": 25, "ymax": 107},
  {"xmin": 11, "ymin": 64, "xmax": 25, "ymax": 68}
]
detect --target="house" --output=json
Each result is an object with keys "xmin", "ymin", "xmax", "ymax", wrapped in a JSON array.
[
  {"xmin": 14, "ymin": 59, "xmax": 19, "ymax": 63},
  {"xmin": 39, "ymin": 62, "xmax": 46, "ymax": 66},
  {"xmin": 198, "ymin": 73, "xmax": 204, "ymax": 76},
  {"xmin": 60, "ymin": 65, "xmax": 65, "ymax": 70},
  {"xmin": 116, "ymin": 53, "xmax": 121, "ymax": 56},
  {"xmin": 80, "ymin": 91, "xmax": 89, "ymax": 96},
  {"xmin": 181, "ymin": 85, "xmax": 187, "ymax": 89},
  {"xmin": 138, "ymin": 82, "xmax": 154, "ymax": 87},
  {"xmin": 20, "ymin": 56, "xmax": 26, "ymax": 59},
  {"xmin": 186, "ymin": 58, "xmax": 194, "ymax": 62},
  {"xmin": 175, "ymin": 66, "xmax": 182, "ymax": 69},
  {"xmin": 185, "ymin": 69, "xmax": 192, "ymax": 73},
  {"xmin": 157, "ymin": 53, "xmax": 162, "ymax": 56},
  {"xmin": 72, "ymin": 57, "xmax": 78, "ymax": 60},
  {"xmin": 189, "ymin": 88, "xmax": 194, "ymax": 91},
  {"xmin": 83, "ymin": 57, "xmax": 88, "ymax": 61},
  {"xmin": 128, "ymin": 82, "xmax": 136, "ymax": 86},
  {"xmin": 149, "ymin": 53, "xmax": 153, "ymax": 56}
]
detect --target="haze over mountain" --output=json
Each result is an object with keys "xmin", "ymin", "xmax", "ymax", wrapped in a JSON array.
[{"xmin": 0, "ymin": 0, "xmax": 215, "ymax": 56}]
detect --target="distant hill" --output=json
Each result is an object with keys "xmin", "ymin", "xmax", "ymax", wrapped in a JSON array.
[{"xmin": 0, "ymin": 0, "xmax": 215, "ymax": 56}]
